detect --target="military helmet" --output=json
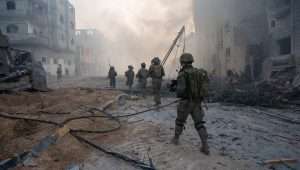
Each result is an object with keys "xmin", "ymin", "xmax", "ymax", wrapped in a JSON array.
[
  {"xmin": 141, "ymin": 62, "xmax": 146, "ymax": 67},
  {"xmin": 152, "ymin": 57, "xmax": 161, "ymax": 65},
  {"xmin": 180, "ymin": 53, "xmax": 194, "ymax": 64},
  {"xmin": 128, "ymin": 65, "xmax": 133, "ymax": 69}
]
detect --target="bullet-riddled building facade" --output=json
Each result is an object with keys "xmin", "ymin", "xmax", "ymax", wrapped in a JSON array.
[{"xmin": 0, "ymin": 0, "xmax": 76, "ymax": 76}]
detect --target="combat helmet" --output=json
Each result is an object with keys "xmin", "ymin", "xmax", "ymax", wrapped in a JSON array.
[
  {"xmin": 152, "ymin": 57, "xmax": 161, "ymax": 65},
  {"xmin": 141, "ymin": 62, "xmax": 146, "ymax": 67},
  {"xmin": 180, "ymin": 53, "xmax": 194, "ymax": 64},
  {"xmin": 128, "ymin": 65, "xmax": 133, "ymax": 69}
]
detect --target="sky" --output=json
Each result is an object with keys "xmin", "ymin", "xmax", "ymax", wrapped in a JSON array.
[{"xmin": 69, "ymin": 0, "xmax": 194, "ymax": 73}]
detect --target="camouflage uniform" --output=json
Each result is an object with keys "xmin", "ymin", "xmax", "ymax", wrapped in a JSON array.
[
  {"xmin": 149, "ymin": 57, "xmax": 165, "ymax": 105},
  {"xmin": 108, "ymin": 66, "xmax": 117, "ymax": 88},
  {"xmin": 125, "ymin": 65, "xmax": 135, "ymax": 90},
  {"xmin": 0, "ymin": 31, "xmax": 10, "ymax": 76},
  {"xmin": 172, "ymin": 53, "xmax": 210, "ymax": 155},
  {"xmin": 136, "ymin": 63, "xmax": 148, "ymax": 96}
]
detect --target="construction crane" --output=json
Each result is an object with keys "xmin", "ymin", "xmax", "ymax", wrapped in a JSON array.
[{"xmin": 161, "ymin": 26, "xmax": 186, "ymax": 66}]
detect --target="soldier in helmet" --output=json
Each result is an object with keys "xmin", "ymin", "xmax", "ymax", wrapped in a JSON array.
[
  {"xmin": 108, "ymin": 66, "xmax": 117, "ymax": 88},
  {"xmin": 171, "ymin": 53, "xmax": 210, "ymax": 155},
  {"xmin": 136, "ymin": 62, "xmax": 149, "ymax": 97},
  {"xmin": 0, "ymin": 30, "xmax": 10, "ymax": 76},
  {"xmin": 149, "ymin": 57, "xmax": 165, "ymax": 105},
  {"xmin": 56, "ymin": 64, "xmax": 63, "ymax": 81},
  {"xmin": 125, "ymin": 65, "xmax": 135, "ymax": 90}
]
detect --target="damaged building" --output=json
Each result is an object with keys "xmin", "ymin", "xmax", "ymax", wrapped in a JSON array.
[
  {"xmin": 192, "ymin": 0, "xmax": 269, "ymax": 81},
  {"xmin": 266, "ymin": 0, "xmax": 300, "ymax": 80},
  {"xmin": 0, "ymin": 0, "xmax": 76, "ymax": 77},
  {"xmin": 75, "ymin": 29, "xmax": 106, "ymax": 76}
]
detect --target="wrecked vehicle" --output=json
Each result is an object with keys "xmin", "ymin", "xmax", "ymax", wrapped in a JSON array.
[{"xmin": 0, "ymin": 48, "xmax": 48, "ymax": 92}]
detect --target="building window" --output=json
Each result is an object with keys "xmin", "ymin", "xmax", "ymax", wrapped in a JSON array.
[
  {"xmin": 271, "ymin": 20, "xmax": 276, "ymax": 28},
  {"xmin": 54, "ymin": 58, "xmax": 58, "ymax": 64},
  {"xmin": 71, "ymin": 22, "xmax": 75, "ymax": 29},
  {"xmin": 226, "ymin": 48, "xmax": 231, "ymax": 57},
  {"xmin": 42, "ymin": 57, "xmax": 47, "ymax": 63},
  {"xmin": 65, "ymin": 68, "xmax": 69, "ymax": 76},
  {"xmin": 6, "ymin": 1, "xmax": 16, "ymax": 10},
  {"xmin": 60, "ymin": 15, "xmax": 64, "ymax": 24},
  {"xmin": 278, "ymin": 37, "xmax": 291, "ymax": 55},
  {"xmin": 6, "ymin": 24, "xmax": 18, "ymax": 33}
]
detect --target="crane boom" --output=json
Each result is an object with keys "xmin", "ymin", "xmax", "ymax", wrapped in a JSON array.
[{"xmin": 161, "ymin": 26, "xmax": 185, "ymax": 66}]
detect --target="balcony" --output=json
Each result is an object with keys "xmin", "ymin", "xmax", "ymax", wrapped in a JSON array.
[
  {"xmin": 9, "ymin": 33, "xmax": 50, "ymax": 47},
  {"xmin": 271, "ymin": 54, "xmax": 295, "ymax": 71}
]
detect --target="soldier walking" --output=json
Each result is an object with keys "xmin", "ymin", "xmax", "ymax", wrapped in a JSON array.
[
  {"xmin": 108, "ymin": 66, "xmax": 117, "ymax": 88},
  {"xmin": 125, "ymin": 65, "xmax": 135, "ymax": 91},
  {"xmin": 136, "ymin": 63, "xmax": 148, "ymax": 97},
  {"xmin": 149, "ymin": 57, "xmax": 165, "ymax": 105},
  {"xmin": 171, "ymin": 53, "xmax": 210, "ymax": 155},
  {"xmin": 56, "ymin": 64, "xmax": 63, "ymax": 81}
]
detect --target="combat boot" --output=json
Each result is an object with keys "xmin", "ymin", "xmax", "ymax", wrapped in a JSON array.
[
  {"xmin": 171, "ymin": 125, "xmax": 183, "ymax": 145},
  {"xmin": 198, "ymin": 127, "xmax": 210, "ymax": 155},
  {"xmin": 171, "ymin": 135, "xmax": 179, "ymax": 145}
]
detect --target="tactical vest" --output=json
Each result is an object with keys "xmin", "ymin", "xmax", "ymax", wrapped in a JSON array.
[
  {"xmin": 183, "ymin": 68, "xmax": 209, "ymax": 100},
  {"xmin": 150, "ymin": 65, "xmax": 164, "ymax": 79}
]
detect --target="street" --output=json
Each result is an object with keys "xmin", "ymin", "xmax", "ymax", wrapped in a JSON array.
[{"xmin": 0, "ymin": 77, "xmax": 299, "ymax": 169}]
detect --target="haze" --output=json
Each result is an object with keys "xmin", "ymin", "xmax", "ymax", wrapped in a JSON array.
[{"xmin": 70, "ymin": 0, "xmax": 193, "ymax": 73}]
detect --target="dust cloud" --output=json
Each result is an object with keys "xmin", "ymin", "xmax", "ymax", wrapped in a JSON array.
[{"xmin": 70, "ymin": 0, "xmax": 193, "ymax": 74}]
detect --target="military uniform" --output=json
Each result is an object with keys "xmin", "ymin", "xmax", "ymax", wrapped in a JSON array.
[
  {"xmin": 149, "ymin": 57, "xmax": 165, "ymax": 105},
  {"xmin": 125, "ymin": 65, "xmax": 135, "ymax": 90},
  {"xmin": 56, "ymin": 64, "xmax": 63, "ymax": 81},
  {"xmin": 0, "ymin": 31, "xmax": 10, "ymax": 76},
  {"xmin": 172, "ymin": 53, "xmax": 210, "ymax": 155},
  {"xmin": 108, "ymin": 66, "xmax": 117, "ymax": 88},
  {"xmin": 136, "ymin": 63, "xmax": 148, "ymax": 96}
]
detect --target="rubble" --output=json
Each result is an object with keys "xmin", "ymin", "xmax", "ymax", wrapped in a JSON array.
[
  {"xmin": 215, "ymin": 70, "xmax": 300, "ymax": 108},
  {"xmin": 0, "ymin": 49, "xmax": 48, "ymax": 92}
]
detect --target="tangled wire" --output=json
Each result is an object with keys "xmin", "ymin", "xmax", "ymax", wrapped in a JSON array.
[{"xmin": 0, "ymin": 99, "xmax": 180, "ymax": 170}]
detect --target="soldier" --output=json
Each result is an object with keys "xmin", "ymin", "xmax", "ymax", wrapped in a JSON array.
[
  {"xmin": 136, "ymin": 62, "xmax": 149, "ymax": 97},
  {"xmin": 125, "ymin": 65, "xmax": 135, "ymax": 90},
  {"xmin": 149, "ymin": 57, "xmax": 165, "ymax": 105},
  {"xmin": 0, "ymin": 30, "xmax": 10, "ymax": 76},
  {"xmin": 108, "ymin": 66, "xmax": 117, "ymax": 88},
  {"xmin": 171, "ymin": 53, "xmax": 210, "ymax": 155},
  {"xmin": 56, "ymin": 64, "xmax": 63, "ymax": 81}
]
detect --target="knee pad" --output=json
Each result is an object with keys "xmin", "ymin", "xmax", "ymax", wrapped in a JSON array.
[
  {"xmin": 195, "ymin": 121, "xmax": 206, "ymax": 130},
  {"xmin": 175, "ymin": 119, "xmax": 185, "ymax": 127}
]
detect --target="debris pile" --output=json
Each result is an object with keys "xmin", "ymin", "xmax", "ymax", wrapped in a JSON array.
[
  {"xmin": 0, "ymin": 49, "xmax": 47, "ymax": 92},
  {"xmin": 216, "ymin": 72, "xmax": 300, "ymax": 108}
]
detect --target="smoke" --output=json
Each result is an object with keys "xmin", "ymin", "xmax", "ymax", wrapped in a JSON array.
[{"xmin": 70, "ymin": 0, "xmax": 193, "ymax": 73}]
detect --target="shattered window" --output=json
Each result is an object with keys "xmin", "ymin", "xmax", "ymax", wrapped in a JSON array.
[{"xmin": 6, "ymin": 1, "xmax": 16, "ymax": 10}]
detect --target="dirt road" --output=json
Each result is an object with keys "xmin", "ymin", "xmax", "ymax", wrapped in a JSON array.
[{"xmin": 0, "ymin": 77, "xmax": 299, "ymax": 170}]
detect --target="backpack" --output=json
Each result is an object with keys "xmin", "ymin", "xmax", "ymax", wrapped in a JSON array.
[{"xmin": 184, "ymin": 68, "xmax": 209, "ymax": 100}]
